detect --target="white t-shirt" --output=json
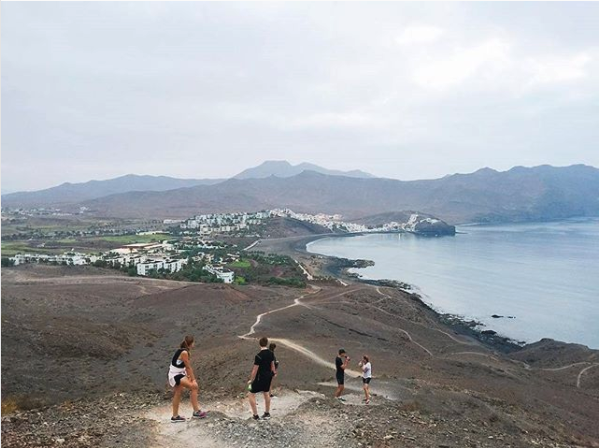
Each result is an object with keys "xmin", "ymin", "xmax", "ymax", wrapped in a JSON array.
[{"xmin": 362, "ymin": 362, "xmax": 372, "ymax": 379}]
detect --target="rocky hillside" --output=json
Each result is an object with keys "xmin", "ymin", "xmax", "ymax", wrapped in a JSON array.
[{"xmin": 2, "ymin": 266, "xmax": 598, "ymax": 447}]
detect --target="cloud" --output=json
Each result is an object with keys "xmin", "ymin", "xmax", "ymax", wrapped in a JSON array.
[
  {"xmin": 395, "ymin": 25, "xmax": 444, "ymax": 45},
  {"xmin": 2, "ymin": 2, "xmax": 599, "ymax": 190},
  {"xmin": 290, "ymin": 111, "xmax": 389, "ymax": 129},
  {"xmin": 526, "ymin": 53, "xmax": 592, "ymax": 87},
  {"xmin": 411, "ymin": 38, "xmax": 511, "ymax": 91}
]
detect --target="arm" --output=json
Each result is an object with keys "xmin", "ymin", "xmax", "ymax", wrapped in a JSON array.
[
  {"xmin": 248, "ymin": 365, "xmax": 259, "ymax": 383},
  {"xmin": 271, "ymin": 360, "xmax": 276, "ymax": 376},
  {"xmin": 180, "ymin": 351, "xmax": 196, "ymax": 382},
  {"xmin": 342, "ymin": 357, "xmax": 350, "ymax": 370}
]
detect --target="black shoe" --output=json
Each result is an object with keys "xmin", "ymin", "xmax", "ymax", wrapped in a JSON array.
[
  {"xmin": 171, "ymin": 415, "xmax": 186, "ymax": 423},
  {"xmin": 261, "ymin": 412, "xmax": 271, "ymax": 420},
  {"xmin": 252, "ymin": 414, "xmax": 260, "ymax": 420}
]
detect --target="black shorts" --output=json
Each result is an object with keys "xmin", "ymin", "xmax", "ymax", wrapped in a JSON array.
[
  {"xmin": 336, "ymin": 373, "xmax": 345, "ymax": 385},
  {"xmin": 362, "ymin": 377, "xmax": 371, "ymax": 385},
  {"xmin": 174, "ymin": 374, "xmax": 185, "ymax": 386},
  {"xmin": 250, "ymin": 375, "xmax": 273, "ymax": 394}
]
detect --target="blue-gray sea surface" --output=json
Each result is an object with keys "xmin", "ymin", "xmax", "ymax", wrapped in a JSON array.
[{"xmin": 307, "ymin": 218, "xmax": 599, "ymax": 349}]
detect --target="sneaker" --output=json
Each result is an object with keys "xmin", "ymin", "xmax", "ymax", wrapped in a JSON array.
[
  {"xmin": 252, "ymin": 414, "xmax": 260, "ymax": 421},
  {"xmin": 171, "ymin": 415, "xmax": 186, "ymax": 423},
  {"xmin": 192, "ymin": 410, "xmax": 207, "ymax": 419},
  {"xmin": 365, "ymin": 399, "xmax": 370, "ymax": 405},
  {"xmin": 261, "ymin": 412, "xmax": 271, "ymax": 420},
  {"xmin": 336, "ymin": 397, "xmax": 346, "ymax": 402}
]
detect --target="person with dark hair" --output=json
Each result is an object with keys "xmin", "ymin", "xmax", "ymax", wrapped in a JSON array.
[
  {"xmin": 358, "ymin": 355, "xmax": 372, "ymax": 404},
  {"xmin": 268, "ymin": 342, "xmax": 279, "ymax": 398},
  {"xmin": 334, "ymin": 348, "xmax": 350, "ymax": 400},
  {"xmin": 247, "ymin": 336, "xmax": 276, "ymax": 420},
  {"xmin": 168, "ymin": 335, "xmax": 207, "ymax": 422}
]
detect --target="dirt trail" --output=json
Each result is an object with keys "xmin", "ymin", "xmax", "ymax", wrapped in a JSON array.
[
  {"xmin": 374, "ymin": 287, "xmax": 478, "ymax": 348},
  {"xmin": 144, "ymin": 389, "xmax": 329, "ymax": 448},
  {"xmin": 271, "ymin": 338, "xmax": 363, "ymax": 378},
  {"xmin": 577, "ymin": 363, "xmax": 599, "ymax": 388}
]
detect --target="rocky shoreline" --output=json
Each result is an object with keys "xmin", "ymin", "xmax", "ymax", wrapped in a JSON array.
[{"xmin": 287, "ymin": 234, "xmax": 535, "ymax": 354}]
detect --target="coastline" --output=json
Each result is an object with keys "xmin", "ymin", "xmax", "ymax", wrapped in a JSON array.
[{"xmin": 255, "ymin": 232, "xmax": 540, "ymax": 354}]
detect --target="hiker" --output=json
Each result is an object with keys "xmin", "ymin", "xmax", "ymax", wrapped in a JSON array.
[
  {"xmin": 358, "ymin": 355, "xmax": 372, "ymax": 404},
  {"xmin": 168, "ymin": 335, "xmax": 207, "ymax": 422},
  {"xmin": 334, "ymin": 348, "xmax": 350, "ymax": 400},
  {"xmin": 247, "ymin": 336, "xmax": 276, "ymax": 420},
  {"xmin": 269, "ymin": 342, "xmax": 279, "ymax": 398}
]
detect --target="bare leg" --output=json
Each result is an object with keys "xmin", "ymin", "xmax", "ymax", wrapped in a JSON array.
[
  {"xmin": 365, "ymin": 385, "xmax": 370, "ymax": 401},
  {"xmin": 334, "ymin": 384, "xmax": 344, "ymax": 398},
  {"xmin": 172, "ymin": 385, "xmax": 183, "ymax": 417},
  {"xmin": 264, "ymin": 392, "xmax": 271, "ymax": 413},
  {"xmin": 249, "ymin": 393, "xmax": 258, "ymax": 416},
  {"xmin": 179, "ymin": 378, "xmax": 200, "ymax": 412}
]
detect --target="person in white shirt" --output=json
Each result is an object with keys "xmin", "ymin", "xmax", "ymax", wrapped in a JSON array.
[{"xmin": 358, "ymin": 355, "xmax": 372, "ymax": 404}]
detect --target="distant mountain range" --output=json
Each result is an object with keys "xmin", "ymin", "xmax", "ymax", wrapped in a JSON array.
[
  {"xmin": 3, "ymin": 163, "xmax": 599, "ymax": 224},
  {"xmin": 1, "ymin": 161, "xmax": 373, "ymax": 207},
  {"xmin": 1, "ymin": 175, "xmax": 223, "ymax": 207},
  {"xmin": 233, "ymin": 160, "xmax": 375, "ymax": 180}
]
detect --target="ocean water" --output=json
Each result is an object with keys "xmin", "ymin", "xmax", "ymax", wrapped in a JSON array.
[{"xmin": 307, "ymin": 218, "xmax": 599, "ymax": 348}]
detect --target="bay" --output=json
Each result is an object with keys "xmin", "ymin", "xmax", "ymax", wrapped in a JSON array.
[{"xmin": 307, "ymin": 218, "xmax": 599, "ymax": 348}]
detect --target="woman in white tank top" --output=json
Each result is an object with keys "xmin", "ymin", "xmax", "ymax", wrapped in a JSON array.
[
  {"xmin": 358, "ymin": 355, "xmax": 372, "ymax": 404},
  {"xmin": 168, "ymin": 335, "xmax": 207, "ymax": 422}
]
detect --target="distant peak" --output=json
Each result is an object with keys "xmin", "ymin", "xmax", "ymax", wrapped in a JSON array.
[
  {"xmin": 474, "ymin": 167, "xmax": 498, "ymax": 174},
  {"xmin": 258, "ymin": 160, "xmax": 292, "ymax": 167},
  {"xmin": 233, "ymin": 161, "xmax": 375, "ymax": 180}
]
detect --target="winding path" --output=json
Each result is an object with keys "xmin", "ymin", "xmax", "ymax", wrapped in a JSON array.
[
  {"xmin": 374, "ymin": 287, "xmax": 478, "ymax": 347},
  {"xmin": 239, "ymin": 283, "xmax": 598, "ymax": 390},
  {"xmin": 238, "ymin": 285, "xmax": 433, "ymax": 372},
  {"xmin": 577, "ymin": 363, "xmax": 599, "ymax": 388}
]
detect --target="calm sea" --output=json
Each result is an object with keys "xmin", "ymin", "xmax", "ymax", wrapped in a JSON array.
[{"xmin": 307, "ymin": 218, "xmax": 599, "ymax": 348}]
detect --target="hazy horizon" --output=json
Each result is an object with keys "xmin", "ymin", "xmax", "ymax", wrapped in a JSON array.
[
  {"xmin": 2, "ymin": 160, "xmax": 598, "ymax": 195},
  {"xmin": 3, "ymin": 2, "xmax": 599, "ymax": 192}
]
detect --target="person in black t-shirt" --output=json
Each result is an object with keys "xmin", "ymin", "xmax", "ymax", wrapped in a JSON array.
[
  {"xmin": 247, "ymin": 336, "xmax": 276, "ymax": 420},
  {"xmin": 334, "ymin": 348, "xmax": 350, "ymax": 400}
]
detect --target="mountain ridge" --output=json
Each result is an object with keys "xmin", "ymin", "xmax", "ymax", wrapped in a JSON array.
[
  {"xmin": 72, "ymin": 164, "xmax": 599, "ymax": 224},
  {"xmin": 232, "ymin": 160, "xmax": 375, "ymax": 180},
  {"xmin": 3, "ymin": 164, "xmax": 598, "ymax": 225},
  {"xmin": 1, "ymin": 161, "xmax": 375, "ymax": 206}
]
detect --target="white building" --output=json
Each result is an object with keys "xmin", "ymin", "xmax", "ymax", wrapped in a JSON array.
[
  {"xmin": 136, "ymin": 258, "xmax": 184, "ymax": 276},
  {"xmin": 217, "ymin": 271, "xmax": 234, "ymax": 284},
  {"xmin": 204, "ymin": 264, "xmax": 235, "ymax": 283}
]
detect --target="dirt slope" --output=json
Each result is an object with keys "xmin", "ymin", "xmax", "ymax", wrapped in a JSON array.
[{"xmin": 2, "ymin": 266, "xmax": 598, "ymax": 447}]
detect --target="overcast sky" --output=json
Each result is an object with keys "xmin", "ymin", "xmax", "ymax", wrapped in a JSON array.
[{"xmin": 2, "ymin": 2, "xmax": 599, "ymax": 192}]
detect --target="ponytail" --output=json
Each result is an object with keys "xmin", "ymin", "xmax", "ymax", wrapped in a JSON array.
[{"xmin": 180, "ymin": 335, "xmax": 194, "ymax": 350}]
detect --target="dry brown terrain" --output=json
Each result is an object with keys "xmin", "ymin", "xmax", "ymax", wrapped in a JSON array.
[{"xmin": 2, "ymin": 265, "xmax": 598, "ymax": 447}]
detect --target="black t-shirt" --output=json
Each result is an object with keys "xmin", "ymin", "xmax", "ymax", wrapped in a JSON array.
[
  {"xmin": 336, "ymin": 356, "xmax": 344, "ymax": 376},
  {"xmin": 254, "ymin": 349, "xmax": 275, "ymax": 377}
]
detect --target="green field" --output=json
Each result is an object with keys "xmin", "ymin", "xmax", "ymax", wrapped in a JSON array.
[
  {"xmin": 1, "ymin": 242, "xmax": 61, "ymax": 257},
  {"xmin": 92, "ymin": 234, "xmax": 170, "ymax": 244},
  {"xmin": 228, "ymin": 259, "xmax": 251, "ymax": 268}
]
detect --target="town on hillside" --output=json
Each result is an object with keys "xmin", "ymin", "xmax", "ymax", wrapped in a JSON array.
[{"xmin": 2, "ymin": 208, "xmax": 454, "ymax": 286}]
